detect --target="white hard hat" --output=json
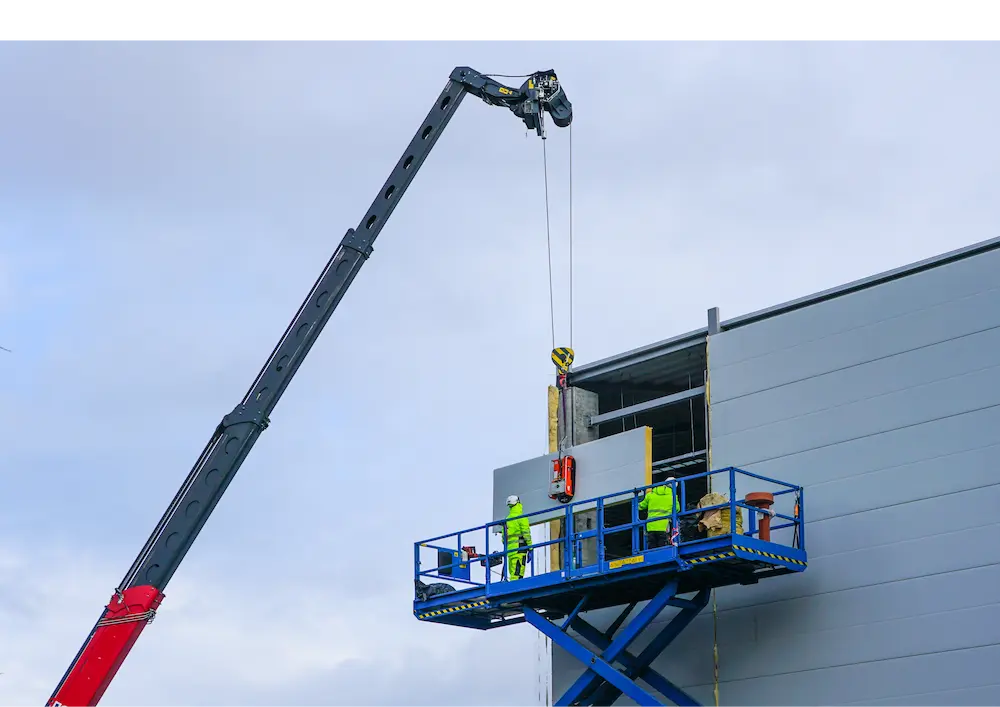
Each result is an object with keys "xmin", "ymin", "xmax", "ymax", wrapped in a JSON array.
[
  {"xmin": 666, "ymin": 476, "xmax": 676, "ymax": 482},
  {"xmin": 506, "ymin": 494, "xmax": 520, "ymax": 506}
]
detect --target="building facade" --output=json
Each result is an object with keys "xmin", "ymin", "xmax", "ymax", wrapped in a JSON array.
[{"xmin": 548, "ymin": 236, "xmax": 1000, "ymax": 705}]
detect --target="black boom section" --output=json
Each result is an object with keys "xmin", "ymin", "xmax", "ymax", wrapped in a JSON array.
[{"xmin": 117, "ymin": 67, "xmax": 572, "ymax": 594}]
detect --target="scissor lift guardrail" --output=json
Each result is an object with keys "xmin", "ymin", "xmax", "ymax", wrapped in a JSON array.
[{"xmin": 412, "ymin": 466, "xmax": 807, "ymax": 706}]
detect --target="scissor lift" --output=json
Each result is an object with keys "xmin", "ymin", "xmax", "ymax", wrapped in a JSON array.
[{"xmin": 413, "ymin": 467, "xmax": 807, "ymax": 707}]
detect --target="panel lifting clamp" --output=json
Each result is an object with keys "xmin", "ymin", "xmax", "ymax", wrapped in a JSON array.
[
  {"xmin": 549, "ymin": 346, "xmax": 576, "ymax": 503},
  {"xmin": 551, "ymin": 346, "xmax": 574, "ymax": 390}
]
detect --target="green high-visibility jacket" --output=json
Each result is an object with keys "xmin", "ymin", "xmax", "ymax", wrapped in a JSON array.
[
  {"xmin": 504, "ymin": 502, "xmax": 532, "ymax": 552},
  {"xmin": 639, "ymin": 485, "xmax": 679, "ymax": 533}
]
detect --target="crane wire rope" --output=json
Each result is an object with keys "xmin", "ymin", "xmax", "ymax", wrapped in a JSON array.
[
  {"xmin": 540, "ymin": 124, "xmax": 574, "ymax": 354},
  {"xmin": 541, "ymin": 119, "xmax": 575, "ymax": 462},
  {"xmin": 537, "ymin": 87, "xmax": 718, "ymax": 705},
  {"xmin": 542, "ymin": 136, "xmax": 557, "ymax": 353},
  {"xmin": 568, "ymin": 123, "xmax": 574, "ymax": 350},
  {"xmin": 482, "ymin": 70, "xmax": 571, "ymax": 354}
]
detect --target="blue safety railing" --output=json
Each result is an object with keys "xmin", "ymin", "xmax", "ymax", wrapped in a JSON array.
[{"xmin": 414, "ymin": 466, "xmax": 805, "ymax": 590}]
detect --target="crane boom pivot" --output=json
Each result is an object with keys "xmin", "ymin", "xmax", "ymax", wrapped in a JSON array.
[{"xmin": 46, "ymin": 66, "xmax": 572, "ymax": 707}]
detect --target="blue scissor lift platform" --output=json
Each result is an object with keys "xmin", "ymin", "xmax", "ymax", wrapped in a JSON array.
[{"xmin": 413, "ymin": 467, "xmax": 807, "ymax": 706}]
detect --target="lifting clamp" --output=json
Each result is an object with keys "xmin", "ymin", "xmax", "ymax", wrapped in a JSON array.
[{"xmin": 549, "ymin": 347, "xmax": 577, "ymax": 503}]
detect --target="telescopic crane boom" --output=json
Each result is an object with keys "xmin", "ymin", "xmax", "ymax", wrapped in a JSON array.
[{"xmin": 47, "ymin": 66, "xmax": 572, "ymax": 707}]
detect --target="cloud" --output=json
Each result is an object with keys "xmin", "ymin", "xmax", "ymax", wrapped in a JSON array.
[
  {"xmin": 3, "ymin": 40, "xmax": 1000, "ymax": 706},
  {"xmin": 0, "ymin": 538, "xmax": 536, "ymax": 706}
]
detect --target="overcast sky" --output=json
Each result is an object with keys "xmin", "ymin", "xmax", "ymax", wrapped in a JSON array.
[{"xmin": 2, "ymin": 40, "xmax": 1000, "ymax": 706}]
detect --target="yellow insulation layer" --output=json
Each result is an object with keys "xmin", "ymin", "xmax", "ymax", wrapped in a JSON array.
[
  {"xmin": 547, "ymin": 385, "xmax": 562, "ymax": 570},
  {"xmin": 547, "ymin": 385, "xmax": 559, "ymax": 454},
  {"xmin": 644, "ymin": 426, "xmax": 653, "ymax": 486}
]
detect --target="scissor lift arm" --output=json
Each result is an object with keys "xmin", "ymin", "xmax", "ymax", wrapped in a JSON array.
[{"xmin": 47, "ymin": 66, "xmax": 572, "ymax": 707}]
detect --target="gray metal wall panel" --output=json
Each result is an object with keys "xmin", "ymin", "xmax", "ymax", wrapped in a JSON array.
[
  {"xmin": 680, "ymin": 644, "xmax": 1000, "ymax": 706},
  {"xmin": 718, "ymin": 521, "xmax": 1000, "ymax": 611},
  {"xmin": 716, "ymin": 361, "xmax": 1000, "ymax": 466},
  {"xmin": 709, "ymin": 247, "xmax": 1000, "ymax": 369},
  {"xmin": 556, "ymin": 645, "xmax": 1000, "ymax": 707},
  {"xmin": 715, "ymin": 404, "xmax": 1000, "ymax": 495},
  {"xmin": 551, "ymin": 247, "xmax": 1000, "ymax": 705},
  {"xmin": 712, "ymin": 283, "xmax": 1000, "ymax": 403},
  {"xmin": 713, "ymin": 323, "xmax": 1000, "ymax": 437},
  {"xmin": 804, "ymin": 484, "xmax": 1000, "ymax": 558},
  {"xmin": 491, "ymin": 426, "xmax": 649, "ymax": 523}
]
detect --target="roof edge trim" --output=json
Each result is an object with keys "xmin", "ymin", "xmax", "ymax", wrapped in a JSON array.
[
  {"xmin": 720, "ymin": 235, "xmax": 1000, "ymax": 331},
  {"xmin": 569, "ymin": 328, "xmax": 708, "ymax": 383},
  {"xmin": 568, "ymin": 235, "xmax": 1000, "ymax": 383}
]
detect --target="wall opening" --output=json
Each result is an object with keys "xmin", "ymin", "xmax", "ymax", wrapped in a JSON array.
[{"xmin": 570, "ymin": 340, "xmax": 710, "ymax": 543}]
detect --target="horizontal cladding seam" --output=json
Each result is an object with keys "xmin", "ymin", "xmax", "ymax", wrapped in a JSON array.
[
  {"xmin": 660, "ymin": 607, "xmax": 1000, "ymax": 690},
  {"xmin": 843, "ymin": 681, "xmax": 1000, "ymax": 705},
  {"xmin": 638, "ymin": 593, "xmax": 1000, "ymax": 640},
  {"xmin": 678, "ymin": 641, "xmax": 1000, "ymax": 692},
  {"xmin": 576, "ymin": 564, "xmax": 1000, "ymax": 631},
  {"xmin": 804, "ymin": 479, "xmax": 1000, "ymax": 525},
  {"xmin": 803, "ymin": 518, "xmax": 1000, "ymax": 561},
  {"xmin": 716, "ymin": 355, "xmax": 1000, "ymax": 439},
  {"xmin": 727, "ymin": 400, "xmax": 1000, "ymax": 468},
  {"xmin": 570, "ymin": 564, "xmax": 1000, "ymax": 652},
  {"xmin": 716, "ymin": 236, "xmax": 1000, "ymax": 334},
  {"xmin": 568, "ymin": 241, "xmax": 1000, "ymax": 380},
  {"xmin": 794, "ymin": 438, "xmax": 1000, "ymax": 492},
  {"xmin": 712, "ymin": 320, "xmax": 1000, "ymax": 411},
  {"xmin": 803, "ymin": 513, "xmax": 1000, "ymax": 562},
  {"xmin": 807, "ymin": 599, "xmax": 1000, "ymax": 637},
  {"xmin": 712, "ymin": 560, "xmax": 1000, "ymax": 614},
  {"xmin": 710, "ymin": 282, "xmax": 1000, "ymax": 375}
]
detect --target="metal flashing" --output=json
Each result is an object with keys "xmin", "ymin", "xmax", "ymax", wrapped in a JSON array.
[
  {"xmin": 569, "ymin": 328, "xmax": 708, "ymax": 383},
  {"xmin": 719, "ymin": 235, "xmax": 1000, "ymax": 332},
  {"xmin": 569, "ymin": 235, "xmax": 1000, "ymax": 381}
]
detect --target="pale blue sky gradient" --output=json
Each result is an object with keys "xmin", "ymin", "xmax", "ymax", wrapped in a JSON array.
[{"xmin": 2, "ymin": 41, "xmax": 1000, "ymax": 705}]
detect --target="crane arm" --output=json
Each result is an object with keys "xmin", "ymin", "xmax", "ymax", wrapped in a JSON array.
[{"xmin": 46, "ymin": 66, "xmax": 571, "ymax": 707}]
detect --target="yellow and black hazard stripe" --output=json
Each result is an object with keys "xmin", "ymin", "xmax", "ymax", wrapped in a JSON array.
[
  {"xmin": 733, "ymin": 544, "xmax": 807, "ymax": 567},
  {"xmin": 551, "ymin": 347, "xmax": 574, "ymax": 374},
  {"xmin": 416, "ymin": 599, "xmax": 489, "ymax": 620},
  {"xmin": 687, "ymin": 551, "xmax": 736, "ymax": 564}
]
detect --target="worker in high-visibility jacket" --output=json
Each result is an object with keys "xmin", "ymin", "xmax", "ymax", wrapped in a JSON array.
[
  {"xmin": 639, "ymin": 478, "xmax": 680, "ymax": 549},
  {"xmin": 503, "ymin": 494, "xmax": 532, "ymax": 581}
]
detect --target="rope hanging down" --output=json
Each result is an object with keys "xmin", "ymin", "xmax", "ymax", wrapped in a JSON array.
[
  {"xmin": 569, "ymin": 123, "xmax": 574, "ymax": 351},
  {"xmin": 542, "ymin": 137, "xmax": 557, "ymax": 353},
  {"xmin": 542, "ymin": 121, "xmax": 575, "ymax": 467},
  {"xmin": 542, "ymin": 123, "xmax": 575, "ymax": 375}
]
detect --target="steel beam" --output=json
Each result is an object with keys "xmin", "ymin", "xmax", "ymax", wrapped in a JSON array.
[
  {"xmin": 568, "ymin": 332, "xmax": 708, "ymax": 384},
  {"xmin": 589, "ymin": 386, "xmax": 706, "ymax": 427}
]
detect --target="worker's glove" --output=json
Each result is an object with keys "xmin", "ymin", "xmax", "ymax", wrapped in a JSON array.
[
  {"xmin": 766, "ymin": 509, "xmax": 776, "ymax": 517},
  {"xmin": 526, "ymin": 551, "xmax": 532, "ymax": 565}
]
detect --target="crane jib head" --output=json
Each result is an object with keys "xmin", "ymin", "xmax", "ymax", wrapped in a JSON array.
[
  {"xmin": 516, "ymin": 70, "xmax": 573, "ymax": 136},
  {"xmin": 526, "ymin": 71, "xmax": 573, "ymax": 126},
  {"xmin": 450, "ymin": 66, "xmax": 573, "ymax": 137}
]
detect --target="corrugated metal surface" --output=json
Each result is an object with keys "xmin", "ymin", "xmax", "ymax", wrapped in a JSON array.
[{"xmin": 550, "ymin": 243, "xmax": 1000, "ymax": 705}]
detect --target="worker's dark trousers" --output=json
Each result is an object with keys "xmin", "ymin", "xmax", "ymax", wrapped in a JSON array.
[{"xmin": 647, "ymin": 530, "xmax": 669, "ymax": 549}]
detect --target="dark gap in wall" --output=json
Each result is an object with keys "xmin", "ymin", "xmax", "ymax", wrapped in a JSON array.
[{"xmin": 574, "ymin": 341, "xmax": 712, "ymax": 547}]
